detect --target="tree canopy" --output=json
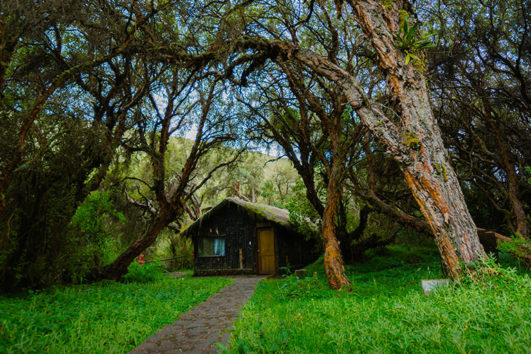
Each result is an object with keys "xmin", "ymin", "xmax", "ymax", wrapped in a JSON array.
[{"xmin": 0, "ymin": 0, "xmax": 529, "ymax": 290}]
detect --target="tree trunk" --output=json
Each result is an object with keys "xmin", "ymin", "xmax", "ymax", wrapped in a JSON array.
[
  {"xmin": 484, "ymin": 108, "xmax": 528, "ymax": 238},
  {"xmin": 348, "ymin": 0, "xmax": 486, "ymax": 278},
  {"xmin": 352, "ymin": 0, "xmax": 485, "ymax": 278},
  {"xmin": 322, "ymin": 156, "xmax": 351, "ymax": 289},
  {"xmin": 265, "ymin": 0, "xmax": 485, "ymax": 279},
  {"xmin": 94, "ymin": 211, "xmax": 173, "ymax": 280}
]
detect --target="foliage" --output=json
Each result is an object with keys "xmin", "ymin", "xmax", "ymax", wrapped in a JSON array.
[
  {"xmin": 70, "ymin": 191, "xmax": 125, "ymax": 243},
  {"xmin": 167, "ymin": 235, "xmax": 194, "ymax": 270},
  {"xmin": 498, "ymin": 235, "xmax": 531, "ymax": 268},
  {"xmin": 152, "ymin": 232, "xmax": 194, "ymax": 271},
  {"xmin": 0, "ymin": 0, "xmax": 528, "ymax": 292},
  {"xmin": 394, "ymin": 14, "xmax": 435, "ymax": 67},
  {"xmin": 123, "ymin": 262, "xmax": 166, "ymax": 283},
  {"xmin": 0, "ymin": 116, "xmax": 118, "ymax": 290},
  {"xmin": 284, "ymin": 180, "xmax": 321, "ymax": 239},
  {"xmin": 0, "ymin": 277, "xmax": 232, "ymax": 353},
  {"xmin": 458, "ymin": 255, "xmax": 521, "ymax": 285},
  {"xmin": 425, "ymin": 0, "xmax": 530, "ymax": 237},
  {"xmin": 69, "ymin": 190, "xmax": 125, "ymax": 269},
  {"xmin": 227, "ymin": 246, "xmax": 531, "ymax": 353}
]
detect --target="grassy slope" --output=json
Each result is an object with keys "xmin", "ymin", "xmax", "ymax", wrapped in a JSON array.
[
  {"xmin": 228, "ymin": 246, "xmax": 531, "ymax": 353},
  {"xmin": 0, "ymin": 277, "xmax": 232, "ymax": 353}
]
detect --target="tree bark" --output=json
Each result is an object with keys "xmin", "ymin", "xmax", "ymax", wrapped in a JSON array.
[
  {"xmin": 259, "ymin": 0, "xmax": 486, "ymax": 279},
  {"xmin": 96, "ymin": 211, "xmax": 175, "ymax": 280},
  {"xmin": 322, "ymin": 158, "xmax": 351, "ymax": 290},
  {"xmin": 347, "ymin": 0, "xmax": 485, "ymax": 278},
  {"xmin": 483, "ymin": 106, "xmax": 528, "ymax": 238}
]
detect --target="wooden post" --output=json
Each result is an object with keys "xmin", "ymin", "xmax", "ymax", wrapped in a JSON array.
[{"xmin": 239, "ymin": 248, "xmax": 243, "ymax": 269}]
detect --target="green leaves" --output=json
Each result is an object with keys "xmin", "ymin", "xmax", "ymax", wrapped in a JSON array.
[
  {"xmin": 404, "ymin": 51, "xmax": 420, "ymax": 65},
  {"xmin": 394, "ymin": 14, "xmax": 435, "ymax": 67}
]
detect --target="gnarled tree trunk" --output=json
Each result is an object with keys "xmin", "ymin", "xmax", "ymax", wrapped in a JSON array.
[
  {"xmin": 277, "ymin": 0, "xmax": 486, "ymax": 279},
  {"xmin": 346, "ymin": 0, "xmax": 486, "ymax": 277},
  {"xmin": 320, "ymin": 104, "xmax": 352, "ymax": 289},
  {"xmin": 95, "ymin": 211, "xmax": 175, "ymax": 280}
]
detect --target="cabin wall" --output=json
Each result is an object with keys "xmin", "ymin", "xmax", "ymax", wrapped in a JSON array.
[
  {"xmin": 276, "ymin": 226, "xmax": 319, "ymax": 271},
  {"xmin": 191, "ymin": 202, "xmax": 319, "ymax": 275},
  {"xmin": 193, "ymin": 203, "xmax": 257, "ymax": 275}
]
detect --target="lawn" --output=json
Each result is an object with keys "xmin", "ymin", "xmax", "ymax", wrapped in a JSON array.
[
  {"xmin": 227, "ymin": 246, "xmax": 531, "ymax": 353},
  {"xmin": 0, "ymin": 276, "xmax": 232, "ymax": 353}
]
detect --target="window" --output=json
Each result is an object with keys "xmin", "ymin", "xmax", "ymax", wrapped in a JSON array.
[{"xmin": 199, "ymin": 237, "xmax": 225, "ymax": 256}]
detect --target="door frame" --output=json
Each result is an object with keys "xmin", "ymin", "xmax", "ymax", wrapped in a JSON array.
[{"xmin": 256, "ymin": 227, "xmax": 277, "ymax": 274}]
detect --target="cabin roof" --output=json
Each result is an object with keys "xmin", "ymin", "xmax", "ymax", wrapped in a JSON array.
[{"xmin": 181, "ymin": 197, "xmax": 292, "ymax": 236}]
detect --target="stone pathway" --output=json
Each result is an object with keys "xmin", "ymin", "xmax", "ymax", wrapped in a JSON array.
[{"xmin": 131, "ymin": 276, "xmax": 266, "ymax": 353}]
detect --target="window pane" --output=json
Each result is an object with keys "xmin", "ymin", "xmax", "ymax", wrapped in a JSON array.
[
  {"xmin": 214, "ymin": 238, "xmax": 225, "ymax": 256},
  {"xmin": 199, "ymin": 237, "xmax": 225, "ymax": 256}
]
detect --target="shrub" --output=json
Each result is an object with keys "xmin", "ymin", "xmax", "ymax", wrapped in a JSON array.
[
  {"xmin": 167, "ymin": 234, "xmax": 193, "ymax": 270},
  {"xmin": 123, "ymin": 262, "xmax": 166, "ymax": 283},
  {"xmin": 66, "ymin": 190, "xmax": 125, "ymax": 283},
  {"xmin": 497, "ymin": 234, "xmax": 531, "ymax": 268},
  {"xmin": 277, "ymin": 273, "xmax": 330, "ymax": 300}
]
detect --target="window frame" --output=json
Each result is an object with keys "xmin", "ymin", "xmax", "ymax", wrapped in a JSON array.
[{"xmin": 198, "ymin": 236, "xmax": 226, "ymax": 257}]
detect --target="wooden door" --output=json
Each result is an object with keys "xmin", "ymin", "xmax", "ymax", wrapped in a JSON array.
[{"xmin": 257, "ymin": 228, "xmax": 275, "ymax": 274}]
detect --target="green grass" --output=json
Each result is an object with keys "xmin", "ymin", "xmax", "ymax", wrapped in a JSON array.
[
  {"xmin": 228, "ymin": 246, "xmax": 531, "ymax": 353},
  {"xmin": 0, "ymin": 277, "xmax": 232, "ymax": 353}
]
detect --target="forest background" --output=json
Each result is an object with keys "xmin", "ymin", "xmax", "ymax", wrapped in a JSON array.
[{"xmin": 0, "ymin": 0, "xmax": 529, "ymax": 291}]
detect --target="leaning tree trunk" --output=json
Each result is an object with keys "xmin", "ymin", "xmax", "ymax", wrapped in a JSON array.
[
  {"xmin": 344, "ymin": 0, "xmax": 485, "ymax": 278},
  {"xmin": 281, "ymin": 0, "xmax": 486, "ymax": 279},
  {"xmin": 290, "ymin": 42, "xmax": 486, "ymax": 278},
  {"xmin": 94, "ymin": 211, "xmax": 174, "ymax": 280}
]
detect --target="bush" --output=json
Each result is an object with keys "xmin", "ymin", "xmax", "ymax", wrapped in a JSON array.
[
  {"xmin": 498, "ymin": 234, "xmax": 531, "ymax": 268},
  {"xmin": 277, "ymin": 273, "xmax": 330, "ymax": 300},
  {"xmin": 167, "ymin": 235, "xmax": 193, "ymax": 270},
  {"xmin": 123, "ymin": 262, "xmax": 166, "ymax": 283},
  {"xmin": 152, "ymin": 231, "xmax": 193, "ymax": 271}
]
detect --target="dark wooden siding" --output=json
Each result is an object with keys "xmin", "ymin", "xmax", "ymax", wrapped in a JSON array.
[
  {"xmin": 276, "ymin": 226, "xmax": 318, "ymax": 270},
  {"xmin": 193, "ymin": 203, "xmax": 257, "ymax": 274},
  {"xmin": 191, "ymin": 201, "xmax": 319, "ymax": 275}
]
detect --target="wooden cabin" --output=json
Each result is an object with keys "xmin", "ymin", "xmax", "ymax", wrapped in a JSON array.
[{"xmin": 181, "ymin": 198, "xmax": 319, "ymax": 276}]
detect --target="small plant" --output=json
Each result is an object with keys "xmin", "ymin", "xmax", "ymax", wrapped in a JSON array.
[
  {"xmin": 403, "ymin": 131, "xmax": 421, "ymax": 150},
  {"xmin": 123, "ymin": 262, "xmax": 166, "ymax": 283},
  {"xmin": 498, "ymin": 234, "xmax": 531, "ymax": 268},
  {"xmin": 394, "ymin": 14, "xmax": 435, "ymax": 68},
  {"xmin": 278, "ymin": 273, "xmax": 328, "ymax": 300},
  {"xmin": 458, "ymin": 256, "xmax": 518, "ymax": 286}
]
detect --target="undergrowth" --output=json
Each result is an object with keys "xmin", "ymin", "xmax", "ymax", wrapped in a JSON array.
[
  {"xmin": 0, "ymin": 277, "xmax": 232, "ymax": 353},
  {"xmin": 123, "ymin": 262, "xmax": 167, "ymax": 283},
  {"xmin": 227, "ymin": 245, "xmax": 531, "ymax": 353}
]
